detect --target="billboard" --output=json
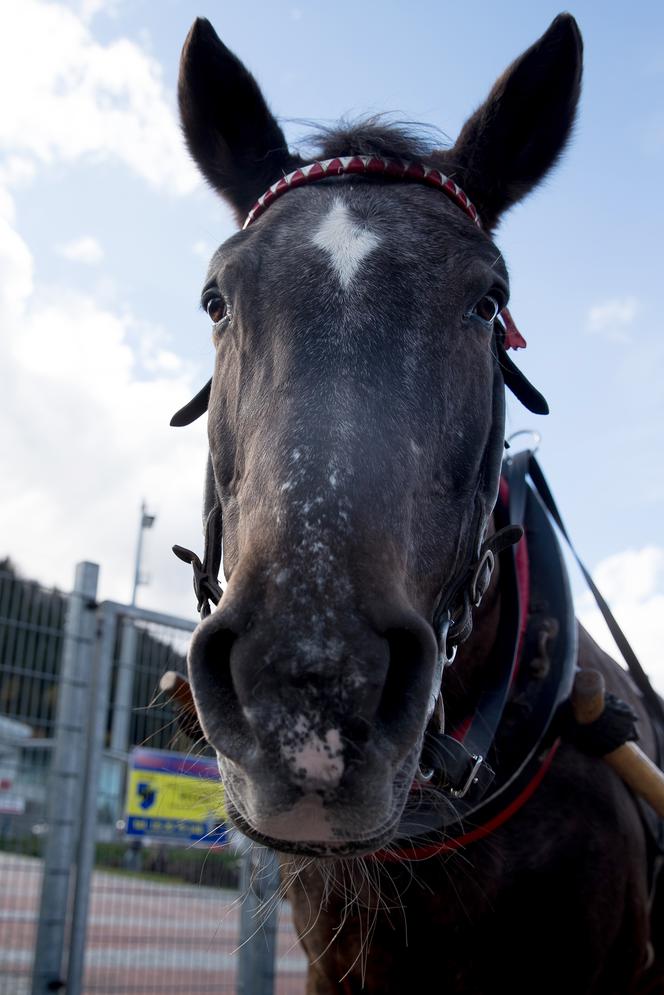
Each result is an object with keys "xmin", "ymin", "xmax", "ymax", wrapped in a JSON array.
[{"xmin": 125, "ymin": 748, "xmax": 227, "ymax": 844}]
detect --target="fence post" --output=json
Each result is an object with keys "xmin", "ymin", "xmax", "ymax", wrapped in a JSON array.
[
  {"xmin": 31, "ymin": 561, "xmax": 99, "ymax": 995},
  {"xmin": 237, "ymin": 846, "xmax": 280, "ymax": 995},
  {"xmin": 66, "ymin": 601, "xmax": 117, "ymax": 995},
  {"xmin": 109, "ymin": 616, "xmax": 137, "ymax": 753}
]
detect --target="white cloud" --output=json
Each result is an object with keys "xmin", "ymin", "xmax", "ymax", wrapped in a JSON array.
[
  {"xmin": 0, "ymin": 0, "xmax": 198, "ymax": 196},
  {"xmin": 587, "ymin": 296, "xmax": 639, "ymax": 341},
  {"xmin": 0, "ymin": 4, "xmax": 209, "ymax": 618},
  {"xmin": 57, "ymin": 235, "xmax": 104, "ymax": 264},
  {"xmin": 76, "ymin": 0, "xmax": 123, "ymax": 22},
  {"xmin": 0, "ymin": 158, "xmax": 37, "ymax": 223},
  {"xmin": 0, "ymin": 181, "xmax": 208, "ymax": 618},
  {"xmin": 192, "ymin": 240, "xmax": 215, "ymax": 261},
  {"xmin": 576, "ymin": 546, "xmax": 664, "ymax": 694}
]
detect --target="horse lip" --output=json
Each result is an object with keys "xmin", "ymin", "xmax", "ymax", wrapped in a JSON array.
[
  {"xmin": 226, "ymin": 797, "xmax": 401, "ymax": 858},
  {"xmin": 221, "ymin": 748, "xmax": 419, "ymax": 857}
]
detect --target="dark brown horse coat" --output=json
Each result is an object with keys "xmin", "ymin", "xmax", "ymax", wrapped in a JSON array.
[
  {"xmin": 284, "ymin": 618, "xmax": 662, "ymax": 994},
  {"xmin": 175, "ymin": 13, "xmax": 663, "ymax": 993}
]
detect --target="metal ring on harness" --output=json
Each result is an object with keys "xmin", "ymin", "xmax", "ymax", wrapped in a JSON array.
[
  {"xmin": 437, "ymin": 612, "xmax": 458, "ymax": 667},
  {"xmin": 470, "ymin": 548, "xmax": 495, "ymax": 607},
  {"xmin": 507, "ymin": 429, "xmax": 541, "ymax": 454}
]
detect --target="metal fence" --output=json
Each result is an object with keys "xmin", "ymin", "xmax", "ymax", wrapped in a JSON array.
[
  {"xmin": 0, "ymin": 564, "xmax": 306, "ymax": 995},
  {"xmin": 0, "ymin": 568, "xmax": 66, "ymax": 738},
  {"xmin": 0, "ymin": 740, "xmax": 50, "ymax": 995},
  {"xmin": 1, "ymin": 567, "xmax": 62, "ymax": 994}
]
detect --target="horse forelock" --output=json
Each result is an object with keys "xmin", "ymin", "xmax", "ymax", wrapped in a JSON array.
[{"xmin": 298, "ymin": 116, "xmax": 450, "ymax": 168}]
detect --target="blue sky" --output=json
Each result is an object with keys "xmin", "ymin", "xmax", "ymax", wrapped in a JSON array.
[{"xmin": 1, "ymin": 0, "xmax": 662, "ymax": 685}]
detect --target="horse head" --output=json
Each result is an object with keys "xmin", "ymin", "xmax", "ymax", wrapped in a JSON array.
[{"xmin": 178, "ymin": 14, "xmax": 582, "ymax": 856}]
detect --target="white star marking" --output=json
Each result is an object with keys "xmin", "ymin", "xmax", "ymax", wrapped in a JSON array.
[{"xmin": 311, "ymin": 199, "xmax": 380, "ymax": 289}]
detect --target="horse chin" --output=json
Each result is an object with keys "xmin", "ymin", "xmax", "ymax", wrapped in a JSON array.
[
  {"xmin": 226, "ymin": 797, "xmax": 401, "ymax": 858},
  {"xmin": 221, "ymin": 755, "xmax": 418, "ymax": 858}
]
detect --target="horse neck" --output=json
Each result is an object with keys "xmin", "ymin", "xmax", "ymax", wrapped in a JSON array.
[{"xmin": 441, "ymin": 513, "xmax": 503, "ymax": 730}]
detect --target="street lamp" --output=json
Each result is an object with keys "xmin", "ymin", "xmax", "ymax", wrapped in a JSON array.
[{"xmin": 130, "ymin": 500, "xmax": 155, "ymax": 607}]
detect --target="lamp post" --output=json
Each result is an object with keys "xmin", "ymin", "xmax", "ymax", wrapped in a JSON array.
[
  {"xmin": 130, "ymin": 500, "xmax": 155, "ymax": 607},
  {"xmin": 111, "ymin": 501, "xmax": 156, "ymax": 755}
]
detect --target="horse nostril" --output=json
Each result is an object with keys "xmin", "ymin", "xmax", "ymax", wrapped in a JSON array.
[
  {"xmin": 203, "ymin": 626, "xmax": 236, "ymax": 677},
  {"xmin": 380, "ymin": 628, "xmax": 422, "ymax": 725},
  {"xmin": 378, "ymin": 621, "xmax": 438, "ymax": 741},
  {"xmin": 188, "ymin": 619, "xmax": 247, "ymax": 752}
]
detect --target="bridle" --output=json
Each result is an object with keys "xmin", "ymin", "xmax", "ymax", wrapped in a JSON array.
[
  {"xmin": 171, "ymin": 155, "xmax": 548, "ymax": 429},
  {"xmin": 170, "ymin": 154, "xmax": 553, "ymax": 810},
  {"xmin": 166, "ymin": 154, "xmax": 664, "ymax": 857}
]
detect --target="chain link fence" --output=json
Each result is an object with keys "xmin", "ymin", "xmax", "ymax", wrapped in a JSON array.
[
  {"xmin": 1, "ymin": 567, "xmax": 62, "ymax": 994},
  {"xmin": 0, "ymin": 564, "xmax": 306, "ymax": 995}
]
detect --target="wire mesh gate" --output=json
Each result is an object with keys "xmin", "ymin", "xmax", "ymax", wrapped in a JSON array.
[
  {"xmin": 0, "ymin": 563, "xmax": 306, "ymax": 995},
  {"xmin": 0, "ymin": 565, "xmax": 63, "ymax": 994}
]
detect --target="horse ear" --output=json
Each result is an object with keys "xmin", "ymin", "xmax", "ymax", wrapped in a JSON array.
[
  {"xmin": 178, "ymin": 19, "xmax": 302, "ymax": 224},
  {"xmin": 435, "ymin": 14, "xmax": 583, "ymax": 230}
]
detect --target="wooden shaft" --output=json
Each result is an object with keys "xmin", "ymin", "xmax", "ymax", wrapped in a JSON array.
[
  {"xmin": 159, "ymin": 670, "xmax": 196, "ymax": 714},
  {"xmin": 571, "ymin": 668, "xmax": 605, "ymax": 725},
  {"xmin": 605, "ymin": 741, "xmax": 664, "ymax": 818},
  {"xmin": 159, "ymin": 670, "xmax": 204, "ymax": 743},
  {"xmin": 571, "ymin": 668, "xmax": 664, "ymax": 820}
]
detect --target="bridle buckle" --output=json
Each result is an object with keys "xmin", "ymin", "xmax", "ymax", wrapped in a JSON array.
[
  {"xmin": 470, "ymin": 548, "xmax": 495, "ymax": 607},
  {"xmin": 448, "ymin": 753, "xmax": 485, "ymax": 799}
]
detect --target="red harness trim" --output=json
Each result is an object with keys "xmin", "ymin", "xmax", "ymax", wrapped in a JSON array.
[
  {"xmin": 373, "ymin": 739, "xmax": 561, "ymax": 863},
  {"xmin": 243, "ymin": 155, "xmax": 527, "ymax": 349}
]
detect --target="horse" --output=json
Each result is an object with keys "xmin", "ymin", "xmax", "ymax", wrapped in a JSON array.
[{"xmin": 171, "ymin": 14, "xmax": 664, "ymax": 993}]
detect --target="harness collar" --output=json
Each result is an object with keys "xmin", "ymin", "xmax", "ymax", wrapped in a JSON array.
[{"xmin": 382, "ymin": 450, "xmax": 578, "ymax": 859}]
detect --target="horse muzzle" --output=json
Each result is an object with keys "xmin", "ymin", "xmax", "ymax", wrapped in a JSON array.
[
  {"xmin": 217, "ymin": 747, "xmax": 408, "ymax": 856},
  {"xmin": 186, "ymin": 569, "xmax": 438, "ymax": 852}
]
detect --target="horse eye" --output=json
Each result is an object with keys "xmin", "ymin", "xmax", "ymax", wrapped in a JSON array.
[
  {"xmin": 206, "ymin": 297, "xmax": 227, "ymax": 323},
  {"xmin": 472, "ymin": 295, "xmax": 500, "ymax": 323}
]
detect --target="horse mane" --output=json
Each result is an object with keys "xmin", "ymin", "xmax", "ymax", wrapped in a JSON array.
[{"xmin": 296, "ymin": 116, "xmax": 451, "ymax": 166}]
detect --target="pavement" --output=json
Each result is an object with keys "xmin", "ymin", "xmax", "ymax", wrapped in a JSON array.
[{"xmin": 0, "ymin": 852, "xmax": 307, "ymax": 994}]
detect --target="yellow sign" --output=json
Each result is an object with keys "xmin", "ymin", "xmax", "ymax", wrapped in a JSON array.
[{"xmin": 125, "ymin": 749, "xmax": 226, "ymax": 843}]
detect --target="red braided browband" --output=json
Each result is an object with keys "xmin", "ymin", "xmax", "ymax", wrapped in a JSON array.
[
  {"xmin": 243, "ymin": 155, "xmax": 481, "ymax": 228},
  {"xmin": 243, "ymin": 154, "xmax": 526, "ymax": 349}
]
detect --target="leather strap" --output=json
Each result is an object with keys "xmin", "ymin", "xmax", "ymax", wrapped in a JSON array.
[
  {"xmin": 495, "ymin": 338, "xmax": 549, "ymax": 415},
  {"xmin": 170, "ymin": 379, "xmax": 212, "ymax": 428},
  {"xmin": 527, "ymin": 455, "xmax": 664, "ymax": 728},
  {"xmin": 172, "ymin": 503, "xmax": 223, "ymax": 617}
]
